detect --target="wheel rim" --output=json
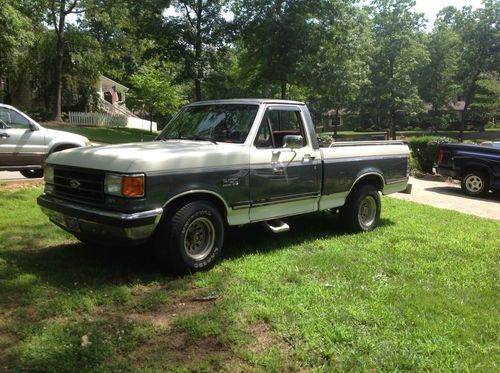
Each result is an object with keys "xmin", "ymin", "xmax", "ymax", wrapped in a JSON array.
[
  {"xmin": 358, "ymin": 195, "xmax": 377, "ymax": 227},
  {"xmin": 183, "ymin": 217, "xmax": 215, "ymax": 260},
  {"xmin": 465, "ymin": 175, "xmax": 483, "ymax": 193}
]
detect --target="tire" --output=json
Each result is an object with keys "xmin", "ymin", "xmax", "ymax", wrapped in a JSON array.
[
  {"xmin": 340, "ymin": 184, "xmax": 381, "ymax": 232},
  {"xmin": 461, "ymin": 170, "xmax": 490, "ymax": 197},
  {"xmin": 20, "ymin": 169, "xmax": 44, "ymax": 178},
  {"xmin": 154, "ymin": 200, "xmax": 224, "ymax": 275}
]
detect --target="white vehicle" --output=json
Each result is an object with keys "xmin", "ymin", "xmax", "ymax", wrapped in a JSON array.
[{"xmin": 0, "ymin": 104, "xmax": 91, "ymax": 178}]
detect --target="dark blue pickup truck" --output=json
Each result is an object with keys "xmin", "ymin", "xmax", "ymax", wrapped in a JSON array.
[{"xmin": 437, "ymin": 143, "xmax": 500, "ymax": 197}]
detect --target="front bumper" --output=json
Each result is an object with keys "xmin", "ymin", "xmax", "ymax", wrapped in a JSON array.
[{"xmin": 37, "ymin": 194, "xmax": 163, "ymax": 243}]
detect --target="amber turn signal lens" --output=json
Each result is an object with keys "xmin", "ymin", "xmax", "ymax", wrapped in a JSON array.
[{"xmin": 122, "ymin": 175, "xmax": 144, "ymax": 197}]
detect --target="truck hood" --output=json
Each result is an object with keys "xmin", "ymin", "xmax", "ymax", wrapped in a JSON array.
[{"xmin": 46, "ymin": 140, "xmax": 249, "ymax": 173}]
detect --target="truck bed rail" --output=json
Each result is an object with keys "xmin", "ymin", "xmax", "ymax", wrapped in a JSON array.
[{"xmin": 329, "ymin": 140, "xmax": 405, "ymax": 147}]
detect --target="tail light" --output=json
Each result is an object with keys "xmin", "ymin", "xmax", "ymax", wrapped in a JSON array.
[{"xmin": 437, "ymin": 149, "xmax": 443, "ymax": 163}]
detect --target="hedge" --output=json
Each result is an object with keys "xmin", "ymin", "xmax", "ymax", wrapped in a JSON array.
[{"xmin": 406, "ymin": 137, "xmax": 456, "ymax": 173}]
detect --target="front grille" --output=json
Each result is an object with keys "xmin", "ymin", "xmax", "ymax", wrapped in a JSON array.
[{"xmin": 53, "ymin": 166, "xmax": 105, "ymax": 203}]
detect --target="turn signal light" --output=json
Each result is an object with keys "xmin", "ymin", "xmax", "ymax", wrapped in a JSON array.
[
  {"xmin": 122, "ymin": 175, "xmax": 144, "ymax": 197},
  {"xmin": 437, "ymin": 150, "xmax": 443, "ymax": 163}
]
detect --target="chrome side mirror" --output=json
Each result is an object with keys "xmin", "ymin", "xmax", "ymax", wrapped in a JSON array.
[{"xmin": 282, "ymin": 135, "xmax": 304, "ymax": 149}]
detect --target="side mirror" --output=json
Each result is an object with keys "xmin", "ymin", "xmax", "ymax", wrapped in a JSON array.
[
  {"xmin": 282, "ymin": 135, "xmax": 304, "ymax": 149},
  {"xmin": 29, "ymin": 122, "xmax": 38, "ymax": 131}
]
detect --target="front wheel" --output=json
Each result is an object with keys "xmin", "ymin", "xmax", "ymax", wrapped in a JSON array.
[
  {"xmin": 340, "ymin": 184, "xmax": 381, "ymax": 232},
  {"xmin": 461, "ymin": 170, "xmax": 489, "ymax": 197},
  {"xmin": 154, "ymin": 201, "xmax": 224, "ymax": 275},
  {"xmin": 20, "ymin": 169, "xmax": 43, "ymax": 178}
]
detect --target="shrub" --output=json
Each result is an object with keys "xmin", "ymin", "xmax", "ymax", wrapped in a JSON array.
[{"xmin": 407, "ymin": 137, "xmax": 456, "ymax": 173}]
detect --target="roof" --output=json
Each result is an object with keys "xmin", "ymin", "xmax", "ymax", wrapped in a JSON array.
[
  {"xmin": 187, "ymin": 98, "xmax": 305, "ymax": 106},
  {"xmin": 98, "ymin": 76, "xmax": 129, "ymax": 91}
]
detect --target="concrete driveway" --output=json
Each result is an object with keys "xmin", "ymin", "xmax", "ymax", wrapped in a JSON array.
[
  {"xmin": 390, "ymin": 176, "xmax": 500, "ymax": 220},
  {"xmin": 0, "ymin": 171, "xmax": 36, "ymax": 180}
]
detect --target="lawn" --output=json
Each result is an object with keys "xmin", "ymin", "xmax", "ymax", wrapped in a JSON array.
[
  {"xmin": 43, "ymin": 123, "xmax": 158, "ymax": 144},
  {"xmin": 0, "ymin": 186, "xmax": 499, "ymax": 372}
]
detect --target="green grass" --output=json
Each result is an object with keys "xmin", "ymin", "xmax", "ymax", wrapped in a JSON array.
[
  {"xmin": 0, "ymin": 186, "xmax": 499, "ymax": 371},
  {"xmin": 43, "ymin": 123, "xmax": 158, "ymax": 144}
]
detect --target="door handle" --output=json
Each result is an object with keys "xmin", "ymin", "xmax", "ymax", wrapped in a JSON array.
[
  {"xmin": 303, "ymin": 154, "xmax": 315, "ymax": 162},
  {"xmin": 0, "ymin": 133, "xmax": 9, "ymax": 139}
]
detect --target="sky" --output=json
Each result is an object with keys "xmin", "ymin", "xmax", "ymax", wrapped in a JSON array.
[{"xmin": 412, "ymin": 0, "xmax": 484, "ymax": 29}]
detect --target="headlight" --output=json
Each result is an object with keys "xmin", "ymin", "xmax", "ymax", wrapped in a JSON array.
[
  {"xmin": 104, "ymin": 173, "xmax": 144, "ymax": 197},
  {"xmin": 84, "ymin": 138, "xmax": 92, "ymax": 146},
  {"xmin": 44, "ymin": 165, "xmax": 54, "ymax": 184}
]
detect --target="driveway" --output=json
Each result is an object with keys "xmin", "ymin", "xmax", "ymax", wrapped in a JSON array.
[
  {"xmin": 0, "ymin": 171, "xmax": 36, "ymax": 180},
  {"xmin": 390, "ymin": 176, "xmax": 500, "ymax": 220}
]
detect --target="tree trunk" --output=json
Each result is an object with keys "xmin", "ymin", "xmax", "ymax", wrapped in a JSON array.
[
  {"xmin": 150, "ymin": 111, "xmax": 153, "ymax": 134},
  {"xmin": 194, "ymin": 78, "xmax": 202, "ymax": 101},
  {"xmin": 193, "ymin": 0, "xmax": 203, "ymax": 102},
  {"xmin": 281, "ymin": 80, "xmax": 286, "ymax": 99},
  {"xmin": 262, "ymin": 80, "xmax": 270, "ymax": 98},
  {"xmin": 52, "ymin": 13, "xmax": 65, "ymax": 122}
]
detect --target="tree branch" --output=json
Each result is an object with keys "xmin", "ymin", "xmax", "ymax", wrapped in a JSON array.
[
  {"xmin": 181, "ymin": 1, "xmax": 195, "ymax": 29},
  {"xmin": 50, "ymin": 0, "xmax": 60, "ymax": 37}
]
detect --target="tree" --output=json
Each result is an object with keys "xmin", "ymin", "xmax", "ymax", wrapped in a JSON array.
[
  {"xmin": 128, "ymin": 61, "xmax": 187, "ymax": 132},
  {"xmin": 300, "ymin": 4, "xmax": 372, "ymax": 132},
  {"xmin": 443, "ymin": 1, "xmax": 500, "ymax": 140},
  {"xmin": 47, "ymin": 0, "xmax": 85, "ymax": 121},
  {"xmin": 0, "ymin": 0, "xmax": 34, "ymax": 102},
  {"xmin": 233, "ymin": 0, "xmax": 329, "ymax": 99},
  {"xmin": 359, "ymin": 0, "xmax": 428, "ymax": 139},
  {"xmin": 470, "ymin": 72, "xmax": 500, "ymax": 130},
  {"xmin": 160, "ymin": 0, "xmax": 231, "ymax": 101}
]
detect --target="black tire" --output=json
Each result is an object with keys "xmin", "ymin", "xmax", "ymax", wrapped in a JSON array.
[
  {"xmin": 20, "ymin": 169, "xmax": 44, "ymax": 178},
  {"xmin": 461, "ymin": 170, "xmax": 490, "ymax": 197},
  {"xmin": 340, "ymin": 184, "xmax": 381, "ymax": 232},
  {"xmin": 154, "ymin": 200, "xmax": 224, "ymax": 275}
]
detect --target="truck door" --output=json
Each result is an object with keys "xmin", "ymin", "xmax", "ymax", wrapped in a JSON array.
[
  {"xmin": 249, "ymin": 105, "xmax": 321, "ymax": 221},
  {"xmin": 0, "ymin": 107, "xmax": 46, "ymax": 167}
]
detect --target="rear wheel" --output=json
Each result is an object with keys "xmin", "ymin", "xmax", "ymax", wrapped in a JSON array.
[
  {"xmin": 340, "ymin": 184, "xmax": 381, "ymax": 232},
  {"xmin": 20, "ymin": 169, "xmax": 43, "ymax": 178},
  {"xmin": 461, "ymin": 170, "xmax": 489, "ymax": 197},
  {"xmin": 154, "ymin": 200, "xmax": 224, "ymax": 275}
]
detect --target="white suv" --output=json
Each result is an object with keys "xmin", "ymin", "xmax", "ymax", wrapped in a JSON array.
[{"xmin": 0, "ymin": 104, "xmax": 91, "ymax": 178}]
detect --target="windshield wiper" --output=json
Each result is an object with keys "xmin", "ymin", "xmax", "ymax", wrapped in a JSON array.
[{"xmin": 189, "ymin": 136, "xmax": 217, "ymax": 145}]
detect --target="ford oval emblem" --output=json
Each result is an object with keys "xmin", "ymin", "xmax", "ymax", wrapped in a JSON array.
[{"xmin": 69, "ymin": 179, "xmax": 81, "ymax": 189}]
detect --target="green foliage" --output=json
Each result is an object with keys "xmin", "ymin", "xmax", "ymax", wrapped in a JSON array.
[
  {"xmin": 128, "ymin": 60, "xmax": 187, "ymax": 124},
  {"xmin": 470, "ymin": 71, "xmax": 500, "ymax": 128},
  {"xmin": 357, "ymin": 0, "xmax": 428, "ymax": 136},
  {"xmin": 0, "ymin": 0, "xmax": 34, "ymax": 75},
  {"xmin": 407, "ymin": 136, "xmax": 456, "ymax": 173}
]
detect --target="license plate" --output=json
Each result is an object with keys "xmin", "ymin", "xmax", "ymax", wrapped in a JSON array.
[{"xmin": 64, "ymin": 216, "xmax": 81, "ymax": 233}]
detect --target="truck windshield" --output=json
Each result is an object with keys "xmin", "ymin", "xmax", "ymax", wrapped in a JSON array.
[{"xmin": 157, "ymin": 104, "xmax": 259, "ymax": 144}]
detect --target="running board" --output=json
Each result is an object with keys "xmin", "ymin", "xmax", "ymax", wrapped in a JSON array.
[{"xmin": 262, "ymin": 219, "xmax": 290, "ymax": 233}]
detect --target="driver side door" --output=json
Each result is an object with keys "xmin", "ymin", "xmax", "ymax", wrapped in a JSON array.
[
  {"xmin": 0, "ymin": 107, "xmax": 46, "ymax": 167},
  {"xmin": 249, "ymin": 106, "xmax": 321, "ymax": 221}
]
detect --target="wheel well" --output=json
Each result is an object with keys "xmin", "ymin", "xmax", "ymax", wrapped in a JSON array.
[
  {"xmin": 461, "ymin": 166, "xmax": 491, "ymax": 179},
  {"xmin": 163, "ymin": 192, "xmax": 227, "ymax": 221},
  {"xmin": 350, "ymin": 174, "xmax": 384, "ymax": 193},
  {"xmin": 50, "ymin": 144, "xmax": 78, "ymax": 154}
]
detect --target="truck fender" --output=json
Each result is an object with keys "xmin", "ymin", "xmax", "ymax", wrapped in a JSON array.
[
  {"xmin": 162, "ymin": 189, "xmax": 230, "ymax": 221},
  {"xmin": 349, "ymin": 171, "xmax": 385, "ymax": 194}
]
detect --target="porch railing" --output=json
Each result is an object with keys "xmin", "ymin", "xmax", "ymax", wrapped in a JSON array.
[{"xmin": 68, "ymin": 112, "xmax": 127, "ymax": 127}]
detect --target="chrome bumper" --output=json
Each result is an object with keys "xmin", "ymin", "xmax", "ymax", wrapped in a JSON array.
[{"xmin": 37, "ymin": 194, "xmax": 163, "ymax": 242}]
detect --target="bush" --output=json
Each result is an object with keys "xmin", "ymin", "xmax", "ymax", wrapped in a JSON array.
[{"xmin": 407, "ymin": 137, "xmax": 456, "ymax": 173}]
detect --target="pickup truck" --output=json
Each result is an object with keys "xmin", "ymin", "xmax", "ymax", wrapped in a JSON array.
[
  {"xmin": 437, "ymin": 143, "xmax": 500, "ymax": 197},
  {"xmin": 37, "ymin": 99, "xmax": 410, "ymax": 273},
  {"xmin": 0, "ymin": 104, "xmax": 91, "ymax": 178}
]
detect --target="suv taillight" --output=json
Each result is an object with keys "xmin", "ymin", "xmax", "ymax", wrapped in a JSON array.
[{"xmin": 437, "ymin": 149, "xmax": 443, "ymax": 163}]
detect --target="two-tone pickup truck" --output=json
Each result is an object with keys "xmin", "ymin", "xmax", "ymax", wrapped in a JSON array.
[{"xmin": 37, "ymin": 99, "xmax": 410, "ymax": 273}]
